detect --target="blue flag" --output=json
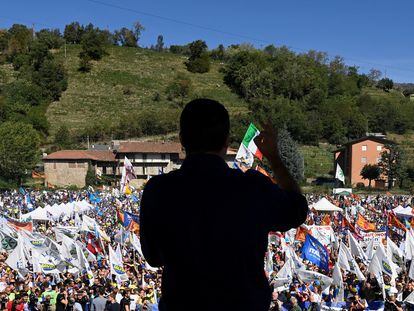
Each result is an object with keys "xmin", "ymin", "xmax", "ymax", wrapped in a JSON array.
[{"xmin": 301, "ymin": 234, "xmax": 329, "ymax": 272}]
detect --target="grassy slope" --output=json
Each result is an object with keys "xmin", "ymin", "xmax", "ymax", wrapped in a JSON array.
[{"xmin": 47, "ymin": 45, "xmax": 248, "ymax": 135}]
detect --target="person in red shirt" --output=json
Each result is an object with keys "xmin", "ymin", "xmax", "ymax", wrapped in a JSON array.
[{"xmin": 6, "ymin": 294, "xmax": 25, "ymax": 311}]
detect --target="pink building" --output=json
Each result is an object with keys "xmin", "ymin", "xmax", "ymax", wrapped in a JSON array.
[{"xmin": 334, "ymin": 136, "xmax": 393, "ymax": 188}]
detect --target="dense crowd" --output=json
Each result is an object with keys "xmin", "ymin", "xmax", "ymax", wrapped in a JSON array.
[
  {"xmin": 0, "ymin": 189, "xmax": 160, "ymax": 311},
  {"xmin": 1, "ymin": 189, "xmax": 414, "ymax": 310}
]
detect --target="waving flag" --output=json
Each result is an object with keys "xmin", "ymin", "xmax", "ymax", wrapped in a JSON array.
[
  {"xmin": 297, "ymin": 269, "xmax": 333, "ymax": 291},
  {"xmin": 356, "ymin": 213, "xmax": 376, "ymax": 231},
  {"xmin": 301, "ymin": 234, "xmax": 329, "ymax": 272},
  {"xmin": 338, "ymin": 242, "xmax": 365, "ymax": 281},
  {"xmin": 120, "ymin": 157, "xmax": 136, "ymax": 194},
  {"xmin": 332, "ymin": 262, "xmax": 344, "ymax": 301},
  {"xmin": 335, "ymin": 164, "xmax": 345, "ymax": 183},
  {"xmin": 5, "ymin": 217, "xmax": 33, "ymax": 232},
  {"xmin": 349, "ymin": 232, "xmax": 368, "ymax": 264},
  {"xmin": 109, "ymin": 245, "xmax": 128, "ymax": 282},
  {"xmin": 388, "ymin": 211, "xmax": 407, "ymax": 233},
  {"xmin": 235, "ymin": 123, "xmax": 262, "ymax": 169}
]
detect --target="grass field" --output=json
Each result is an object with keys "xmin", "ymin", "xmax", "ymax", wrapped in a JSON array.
[{"xmin": 47, "ymin": 45, "xmax": 248, "ymax": 137}]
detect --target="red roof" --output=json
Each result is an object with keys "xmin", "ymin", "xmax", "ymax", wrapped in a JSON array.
[
  {"xmin": 117, "ymin": 141, "xmax": 182, "ymax": 154},
  {"xmin": 43, "ymin": 150, "xmax": 116, "ymax": 162}
]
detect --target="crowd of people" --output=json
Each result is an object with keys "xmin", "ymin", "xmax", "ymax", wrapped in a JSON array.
[{"xmin": 0, "ymin": 189, "xmax": 414, "ymax": 310}]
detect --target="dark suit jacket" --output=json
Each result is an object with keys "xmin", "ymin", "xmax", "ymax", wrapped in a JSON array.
[{"xmin": 140, "ymin": 154, "xmax": 308, "ymax": 311}]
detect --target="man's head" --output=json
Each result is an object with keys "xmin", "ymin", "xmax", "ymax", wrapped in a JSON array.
[{"xmin": 180, "ymin": 99, "xmax": 229, "ymax": 156}]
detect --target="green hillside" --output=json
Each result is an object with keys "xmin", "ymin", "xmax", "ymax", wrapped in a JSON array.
[{"xmin": 47, "ymin": 45, "xmax": 248, "ymax": 136}]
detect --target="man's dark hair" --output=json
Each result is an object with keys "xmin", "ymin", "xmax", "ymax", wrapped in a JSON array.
[{"xmin": 180, "ymin": 98, "xmax": 230, "ymax": 154}]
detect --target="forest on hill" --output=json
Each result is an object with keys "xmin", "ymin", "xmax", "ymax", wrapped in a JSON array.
[{"xmin": 1, "ymin": 21, "xmax": 414, "ymax": 186}]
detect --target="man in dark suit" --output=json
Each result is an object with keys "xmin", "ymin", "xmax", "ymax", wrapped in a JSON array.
[{"xmin": 140, "ymin": 98, "xmax": 308, "ymax": 311}]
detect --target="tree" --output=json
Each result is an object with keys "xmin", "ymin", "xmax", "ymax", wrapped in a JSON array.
[
  {"xmin": 165, "ymin": 73, "xmax": 192, "ymax": 106},
  {"xmin": 155, "ymin": 35, "xmax": 164, "ymax": 52},
  {"xmin": 36, "ymin": 29, "xmax": 64, "ymax": 49},
  {"xmin": 378, "ymin": 144, "xmax": 404, "ymax": 189},
  {"xmin": 210, "ymin": 44, "xmax": 225, "ymax": 60},
  {"xmin": 367, "ymin": 68, "xmax": 382, "ymax": 85},
  {"xmin": 6, "ymin": 24, "xmax": 33, "ymax": 59},
  {"xmin": 360, "ymin": 164, "xmax": 381, "ymax": 188},
  {"xmin": 0, "ymin": 121, "xmax": 40, "ymax": 183},
  {"xmin": 78, "ymin": 54, "xmax": 92, "ymax": 72},
  {"xmin": 277, "ymin": 128, "xmax": 304, "ymax": 183},
  {"xmin": 64, "ymin": 22, "xmax": 84, "ymax": 44},
  {"xmin": 377, "ymin": 78, "xmax": 394, "ymax": 92},
  {"xmin": 185, "ymin": 40, "xmax": 210, "ymax": 73},
  {"xmin": 114, "ymin": 28, "xmax": 138, "ymax": 47},
  {"xmin": 85, "ymin": 163, "xmax": 97, "ymax": 187},
  {"xmin": 33, "ymin": 58, "xmax": 68, "ymax": 101},
  {"xmin": 80, "ymin": 27, "xmax": 108, "ymax": 61},
  {"xmin": 54, "ymin": 125, "xmax": 72, "ymax": 149},
  {"xmin": 133, "ymin": 21, "xmax": 145, "ymax": 46}
]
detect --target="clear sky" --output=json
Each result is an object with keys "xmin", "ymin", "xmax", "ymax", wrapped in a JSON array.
[{"xmin": 2, "ymin": 0, "xmax": 414, "ymax": 82}]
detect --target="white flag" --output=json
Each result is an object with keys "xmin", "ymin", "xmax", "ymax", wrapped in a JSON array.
[
  {"xmin": 131, "ymin": 234, "xmax": 144, "ymax": 257},
  {"xmin": 404, "ymin": 288, "xmax": 414, "ymax": 304},
  {"xmin": 297, "ymin": 269, "xmax": 333, "ymax": 291},
  {"xmin": 76, "ymin": 244, "xmax": 94, "ymax": 285},
  {"xmin": 387, "ymin": 237, "xmax": 403, "ymax": 274},
  {"xmin": 349, "ymin": 233, "xmax": 368, "ymax": 264},
  {"xmin": 109, "ymin": 245, "xmax": 128, "ymax": 282},
  {"xmin": 376, "ymin": 243, "xmax": 396, "ymax": 281},
  {"xmin": 338, "ymin": 242, "xmax": 365, "ymax": 281},
  {"xmin": 332, "ymin": 262, "xmax": 344, "ymax": 302},
  {"xmin": 5, "ymin": 235, "xmax": 28, "ymax": 277},
  {"xmin": 405, "ymin": 229, "xmax": 414, "ymax": 261},
  {"xmin": 115, "ymin": 244, "xmax": 123, "ymax": 261},
  {"xmin": 335, "ymin": 163, "xmax": 345, "ymax": 183},
  {"xmin": 273, "ymin": 258, "xmax": 294, "ymax": 288},
  {"xmin": 368, "ymin": 252, "xmax": 386, "ymax": 299},
  {"xmin": 365, "ymin": 238, "xmax": 376, "ymax": 261}
]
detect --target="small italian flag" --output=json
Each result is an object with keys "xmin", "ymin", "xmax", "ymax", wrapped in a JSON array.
[{"xmin": 242, "ymin": 123, "xmax": 263, "ymax": 160}]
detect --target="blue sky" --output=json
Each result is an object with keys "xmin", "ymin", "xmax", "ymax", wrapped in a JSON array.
[{"xmin": 2, "ymin": 0, "xmax": 414, "ymax": 82}]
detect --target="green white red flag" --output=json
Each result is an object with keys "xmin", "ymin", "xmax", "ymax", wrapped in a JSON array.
[{"xmin": 235, "ymin": 123, "xmax": 262, "ymax": 169}]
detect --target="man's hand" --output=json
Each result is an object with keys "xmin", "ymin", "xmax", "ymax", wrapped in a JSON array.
[
  {"xmin": 254, "ymin": 123, "xmax": 279, "ymax": 162},
  {"xmin": 253, "ymin": 122, "xmax": 301, "ymax": 194}
]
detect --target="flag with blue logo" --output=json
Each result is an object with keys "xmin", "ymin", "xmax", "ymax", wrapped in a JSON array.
[{"xmin": 301, "ymin": 234, "xmax": 329, "ymax": 272}]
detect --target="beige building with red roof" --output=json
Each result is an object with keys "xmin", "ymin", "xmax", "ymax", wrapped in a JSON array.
[
  {"xmin": 43, "ymin": 150, "xmax": 116, "ymax": 187},
  {"xmin": 43, "ymin": 141, "xmax": 237, "ymax": 188}
]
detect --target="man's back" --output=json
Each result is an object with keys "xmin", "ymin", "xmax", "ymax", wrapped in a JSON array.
[
  {"xmin": 91, "ymin": 297, "xmax": 107, "ymax": 311},
  {"xmin": 140, "ymin": 154, "xmax": 308, "ymax": 311}
]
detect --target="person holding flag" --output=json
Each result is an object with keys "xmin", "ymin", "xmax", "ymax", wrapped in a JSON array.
[{"xmin": 140, "ymin": 98, "xmax": 308, "ymax": 311}]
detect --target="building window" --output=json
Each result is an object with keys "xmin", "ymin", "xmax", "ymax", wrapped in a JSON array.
[
  {"xmin": 53, "ymin": 162, "xmax": 56, "ymax": 169},
  {"xmin": 362, "ymin": 145, "xmax": 367, "ymax": 151},
  {"xmin": 143, "ymin": 154, "xmax": 147, "ymax": 162},
  {"xmin": 361, "ymin": 157, "xmax": 367, "ymax": 163},
  {"xmin": 68, "ymin": 162, "xmax": 76, "ymax": 168},
  {"xmin": 377, "ymin": 145, "xmax": 382, "ymax": 151},
  {"xmin": 77, "ymin": 162, "xmax": 85, "ymax": 168},
  {"xmin": 161, "ymin": 154, "xmax": 166, "ymax": 160}
]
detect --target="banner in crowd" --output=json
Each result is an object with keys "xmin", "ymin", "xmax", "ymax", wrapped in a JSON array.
[{"xmin": 360, "ymin": 231, "xmax": 386, "ymax": 248}]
